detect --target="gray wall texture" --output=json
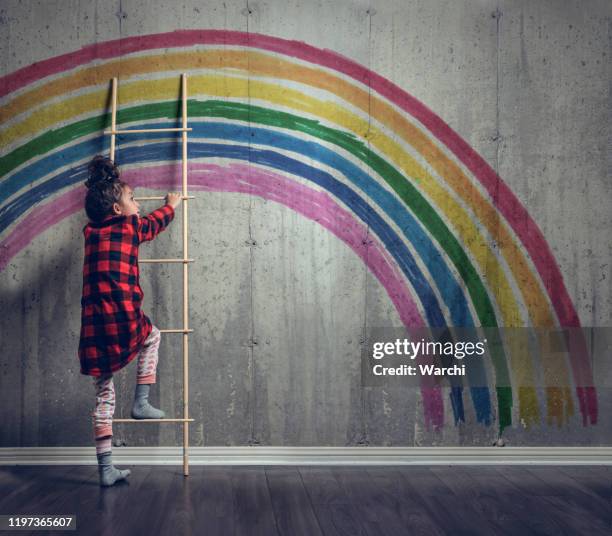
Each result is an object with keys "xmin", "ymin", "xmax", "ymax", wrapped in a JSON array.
[{"xmin": 0, "ymin": 0, "xmax": 610, "ymax": 448}]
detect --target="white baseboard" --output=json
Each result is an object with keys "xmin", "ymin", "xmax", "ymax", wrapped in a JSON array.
[{"xmin": 1, "ymin": 446, "xmax": 611, "ymax": 465}]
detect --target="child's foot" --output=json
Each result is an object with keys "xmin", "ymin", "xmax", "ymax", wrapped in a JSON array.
[
  {"xmin": 131, "ymin": 383, "xmax": 165, "ymax": 419},
  {"xmin": 131, "ymin": 401, "xmax": 165, "ymax": 419},
  {"xmin": 97, "ymin": 452, "xmax": 131, "ymax": 487}
]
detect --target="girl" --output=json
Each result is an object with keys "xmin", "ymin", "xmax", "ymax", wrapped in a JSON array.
[{"xmin": 78, "ymin": 155, "xmax": 181, "ymax": 486}]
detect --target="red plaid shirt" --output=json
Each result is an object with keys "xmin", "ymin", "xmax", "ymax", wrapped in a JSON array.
[{"xmin": 78, "ymin": 204, "xmax": 175, "ymax": 376}]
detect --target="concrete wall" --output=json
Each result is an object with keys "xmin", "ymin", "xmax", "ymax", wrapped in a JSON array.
[{"xmin": 0, "ymin": 0, "xmax": 610, "ymax": 448}]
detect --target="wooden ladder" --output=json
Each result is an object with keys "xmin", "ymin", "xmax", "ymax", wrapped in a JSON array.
[{"xmin": 104, "ymin": 75, "xmax": 194, "ymax": 476}]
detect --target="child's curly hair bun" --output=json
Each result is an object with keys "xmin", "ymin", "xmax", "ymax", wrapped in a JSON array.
[
  {"xmin": 84, "ymin": 155, "xmax": 127, "ymax": 222},
  {"xmin": 85, "ymin": 155, "xmax": 120, "ymax": 189}
]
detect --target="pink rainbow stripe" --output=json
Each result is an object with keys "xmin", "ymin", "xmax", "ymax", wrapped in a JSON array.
[{"xmin": 0, "ymin": 162, "xmax": 445, "ymax": 428}]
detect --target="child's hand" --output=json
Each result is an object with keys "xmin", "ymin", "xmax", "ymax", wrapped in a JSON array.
[{"xmin": 165, "ymin": 192, "xmax": 182, "ymax": 209}]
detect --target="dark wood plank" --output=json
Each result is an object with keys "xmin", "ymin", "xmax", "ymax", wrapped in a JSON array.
[
  {"xmin": 0, "ymin": 466, "xmax": 40, "ymax": 497},
  {"xmin": 118, "ymin": 465, "xmax": 182, "ymax": 535},
  {"xmin": 536, "ymin": 495, "xmax": 612, "ymax": 535},
  {"xmin": 155, "ymin": 465, "xmax": 196, "ymax": 536},
  {"xmin": 523, "ymin": 467, "xmax": 612, "ymax": 526},
  {"xmin": 0, "ymin": 466, "xmax": 60, "ymax": 512},
  {"xmin": 231, "ymin": 466, "xmax": 279, "ymax": 536},
  {"xmin": 398, "ymin": 466, "xmax": 497, "ymax": 536},
  {"xmin": 22, "ymin": 466, "xmax": 98, "ymax": 514},
  {"xmin": 430, "ymin": 466, "xmax": 526, "ymax": 533},
  {"xmin": 30, "ymin": 466, "xmax": 99, "ymax": 536},
  {"xmin": 265, "ymin": 467, "xmax": 323, "ymax": 535},
  {"xmin": 307, "ymin": 503, "xmax": 369, "ymax": 536},
  {"xmin": 298, "ymin": 466, "xmax": 350, "ymax": 505},
  {"xmin": 1, "ymin": 466, "xmax": 98, "ymax": 536},
  {"xmin": 399, "ymin": 466, "xmax": 457, "ymax": 497},
  {"xmin": 366, "ymin": 466, "xmax": 449, "ymax": 535},
  {"xmin": 0, "ymin": 466, "xmax": 76, "ymax": 515},
  {"xmin": 332, "ymin": 465, "xmax": 427, "ymax": 536},
  {"xmin": 558, "ymin": 466, "xmax": 612, "ymax": 502},
  {"xmin": 76, "ymin": 464, "xmax": 153, "ymax": 536},
  {"xmin": 429, "ymin": 465, "xmax": 483, "ymax": 499},
  {"xmin": 451, "ymin": 466, "xmax": 568, "ymax": 535},
  {"xmin": 298, "ymin": 466, "xmax": 367, "ymax": 536},
  {"xmin": 525, "ymin": 466, "xmax": 611, "ymax": 501},
  {"xmin": 558, "ymin": 465, "xmax": 611, "ymax": 477},
  {"xmin": 490, "ymin": 465, "xmax": 564, "ymax": 496},
  {"xmin": 472, "ymin": 465, "xmax": 612, "ymax": 534},
  {"xmin": 190, "ymin": 465, "xmax": 235, "ymax": 536}
]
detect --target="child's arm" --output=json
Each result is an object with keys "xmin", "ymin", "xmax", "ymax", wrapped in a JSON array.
[{"xmin": 136, "ymin": 192, "xmax": 181, "ymax": 243}]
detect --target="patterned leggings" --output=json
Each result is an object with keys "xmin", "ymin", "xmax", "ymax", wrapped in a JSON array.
[{"xmin": 91, "ymin": 325, "xmax": 161, "ymax": 442}]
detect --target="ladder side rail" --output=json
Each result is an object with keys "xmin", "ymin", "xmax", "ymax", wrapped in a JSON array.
[{"xmin": 181, "ymin": 73, "xmax": 190, "ymax": 477}]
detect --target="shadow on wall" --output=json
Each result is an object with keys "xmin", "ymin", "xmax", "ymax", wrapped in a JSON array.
[{"xmin": 1, "ymin": 218, "xmax": 92, "ymax": 447}]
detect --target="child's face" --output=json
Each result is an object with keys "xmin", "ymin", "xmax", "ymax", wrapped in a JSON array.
[{"xmin": 113, "ymin": 185, "xmax": 141, "ymax": 217}]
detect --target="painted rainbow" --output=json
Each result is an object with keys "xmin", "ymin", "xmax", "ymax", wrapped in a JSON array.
[{"xmin": 0, "ymin": 30, "xmax": 597, "ymax": 433}]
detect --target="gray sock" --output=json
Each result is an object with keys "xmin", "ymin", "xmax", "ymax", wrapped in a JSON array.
[
  {"xmin": 97, "ymin": 451, "xmax": 130, "ymax": 487},
  {"xmin": 131, "ymin": 383, "xmax": 165, "ymax": 419}
]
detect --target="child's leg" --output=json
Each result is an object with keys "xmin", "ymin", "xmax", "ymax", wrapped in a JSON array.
[
  {"xmin": 131, "ymin": 325, "xmax": 165, "ymax": 419},
  {"xmin": 92, "ymin": 373, "xmax": 115, "ymax": 453},
  {"xmin": 92, "ymin": 374, "xmax": 130, "ymax": 486},
  {"xmin": 136, "ymin": 325, "xmax": 161, "ymax": 384}
]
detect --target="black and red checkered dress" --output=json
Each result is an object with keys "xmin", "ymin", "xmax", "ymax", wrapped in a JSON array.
[{"xmin": 78, "ymin": 204, "xmax": 175, "ymax": 377}]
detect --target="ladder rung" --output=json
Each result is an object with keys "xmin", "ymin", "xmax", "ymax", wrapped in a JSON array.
[
  {"xmin": 159, "ymin": 329, "xmax": 194, "ymax": 334},
  {"xmin": 105, "ymin": 127, "xmax": 192, "ymax": 134},
  {"xmin": 139, "ymin": 258, "xmax": 194, "ymax": 263},
  {"xmin": 113, "ymin": 418, "xmax": 194, "ymax": 423},
  {"xmin": 135, "ymin": 196, "xmax": 195, "ymax": 201}
]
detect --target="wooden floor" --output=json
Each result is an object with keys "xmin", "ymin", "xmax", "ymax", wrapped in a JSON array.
[{"xmin": 0, "ymin": 465, "xmax": 610, "ymax": 535}]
